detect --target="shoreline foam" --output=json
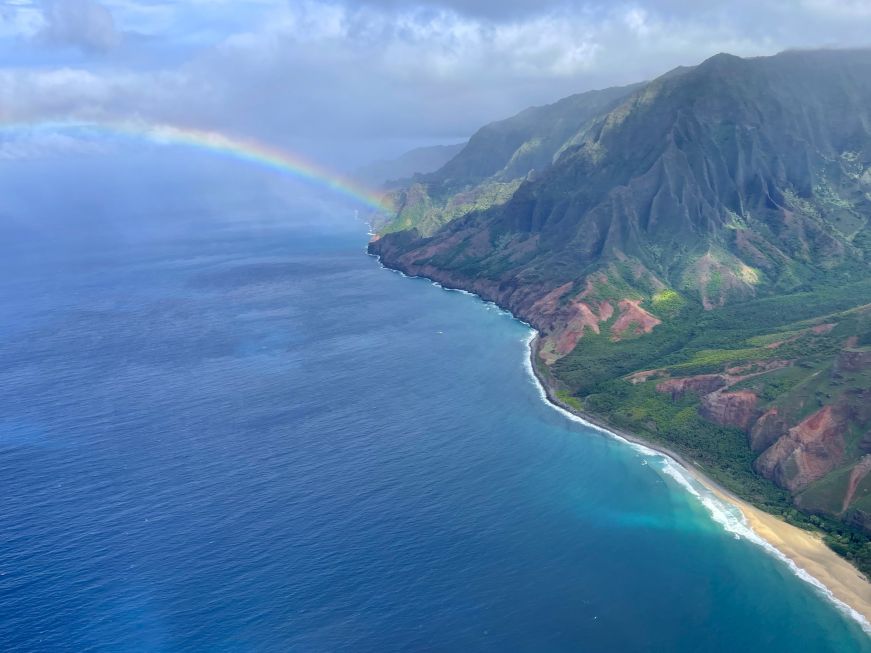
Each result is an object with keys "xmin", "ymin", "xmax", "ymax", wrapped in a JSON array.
[
  {"xmin": 368, "ymin": 247, "xmax": 871, "ymax": 633},
  {"xmin": 524, "ymin": 331, "xmax": 871, "ymax": 633}
]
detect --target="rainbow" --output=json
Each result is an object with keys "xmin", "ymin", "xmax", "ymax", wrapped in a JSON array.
[{"xmin": 0, "ymin": 120, "xmax": 390, "ymax": 212}]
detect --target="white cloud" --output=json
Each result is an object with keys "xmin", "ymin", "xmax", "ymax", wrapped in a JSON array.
[
  {"xmin": 0, "ymin": 0, "xmax": 869, "ymax": 166},
  {"xmin": 799, "ymin": 0, "xmax": 871, "ymax": 18},
  {"xmin": 0, "ymin": 66, "xmax": 187, "ymax": 124}
]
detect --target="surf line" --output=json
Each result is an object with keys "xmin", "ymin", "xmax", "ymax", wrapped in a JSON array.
[{"xmin": 520, "ymin": 330, "xmax": 871, "ymax": 635}]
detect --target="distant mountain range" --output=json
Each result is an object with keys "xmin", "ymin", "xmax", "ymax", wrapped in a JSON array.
[
  {"xmin": 355, "ymin": 142, "xmax": 466, "ymax": 188},
  {"xmin": 371, "ymin": 49, "xmax": 871, "ymax": 574}
]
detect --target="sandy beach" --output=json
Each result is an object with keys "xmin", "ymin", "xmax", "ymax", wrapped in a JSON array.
[
  {"xmin": 527, "ymin": 333, "xmax": 871, "ymax": 631},
  {"xmin": 708, "ymin": 482, "xmax": 871, "ymax": 625}
]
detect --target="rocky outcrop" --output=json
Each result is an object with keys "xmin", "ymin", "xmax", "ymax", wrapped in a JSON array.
[
  {"xmin": 699, "ymin": 390, "xmax": 760, "ymax": 432},
  {"xmin": 755, "ymin": 406, "xmax": 847, "ymax": 492},
  {"xmin": 655, "ymin": 375, "xmax": 727, "ymax": 401},
  {"xmin": 749, "ymin": 408, "xmax": 790, "ymax": 454}
]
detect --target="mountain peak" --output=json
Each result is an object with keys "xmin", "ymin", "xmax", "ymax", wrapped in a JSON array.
[{"xmin": 370, "ymin": 50, "xmax": 871, "ymax": 562}]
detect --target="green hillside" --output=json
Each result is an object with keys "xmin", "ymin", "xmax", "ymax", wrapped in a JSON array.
[{"xmin": 370, "ymin": 49, "xmax": 871, "ymax": 574}]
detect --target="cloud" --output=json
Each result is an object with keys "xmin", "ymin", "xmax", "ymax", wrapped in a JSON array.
[
  {"xmin": 0, "ymin": 1, "xmax": 43, "ymax": 40},
  {"xmin": 39, "ymin": 0, "xmax": 121, "ymax": 51},
  {"xmin": 0, "ymin": 127, "xmax": 109, "ymax": 159},
  {"xmin": 0, "ymin": 0, "xmax": 870, "ymax": 167},
  {"xmin": 343, "ymin": 0, "xmax": 585, "ymax": 20}
]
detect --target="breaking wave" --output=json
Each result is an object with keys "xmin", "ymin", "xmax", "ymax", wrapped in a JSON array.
[{"xmin": 521, "ymin": 329, "xmax": 871, "ymax": 635}]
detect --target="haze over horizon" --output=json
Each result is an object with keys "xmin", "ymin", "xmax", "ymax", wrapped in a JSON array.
[
  {"xmin": 2, "ymin": 0, "xmax": 871, "ymax": 169},
  {"xmin": 6, "ymin": 2, "xmax": 871, "ymax": 651}
]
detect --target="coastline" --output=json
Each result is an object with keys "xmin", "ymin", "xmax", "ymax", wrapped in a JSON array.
[
  {"xmin": 526, "ymin": 332, "xmax": 871, "ymax": 631},
  {"xmin": 368, "ymin": 245, "xmax": 871, "ymax": 633}
]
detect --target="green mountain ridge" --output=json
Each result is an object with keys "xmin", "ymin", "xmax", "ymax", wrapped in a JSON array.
[
  {"xmin": 370, "ymin": 48, "xmax": 871, "ymax": 574},
  {"xmin": 381, "ymin": 81, "xmax": 644, "ymax": 236}
]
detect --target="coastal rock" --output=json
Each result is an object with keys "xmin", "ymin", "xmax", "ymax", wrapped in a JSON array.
[
  {"xmin": 699, "ymin": 390, "xmax": 760, "ymax": 432},
  {"xmin": 755, "ymin": 405, "xmax": 847, "ymax": 492},
  {"xmin": 655, "ymin": 375, "xmax": 726, "ymax": 401},
  {"xmin": 750, "ymin": 408, "xmax": 790, "ymax": 454}
]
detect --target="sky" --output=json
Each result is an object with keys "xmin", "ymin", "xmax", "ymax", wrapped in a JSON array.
[{"xmin": 1, "ymin": 0, "xmax": 871, "ymax": 168}]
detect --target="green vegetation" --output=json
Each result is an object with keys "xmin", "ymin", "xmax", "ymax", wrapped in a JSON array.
[
  {"xmin": 730, "ymin": 366, "xmax": 807, "ymax": 403},
  {"xmin": 381, "ymin": 179, "xmax": 522, "ymax": 237},
  {"xmin": 549, "ymin": 280, "xmax": 871, "ymax": 575},
  {"xmin": 555, "ymin": 390, "xmax": 583, "ymax": 412},
  {"xmin": 580, "ymin": 380, "xmax": 791, "ymax": 508},
  {"xmin": 372, "ymin": 49, "xmax": 871, "ymax": 576},
  {"xmin": 650, "ymin": 289, "xmax": 686, "ymax": 318}
]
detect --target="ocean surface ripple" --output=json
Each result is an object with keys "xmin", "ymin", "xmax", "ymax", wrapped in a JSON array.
[{"xmin": 1, "ymin": 156, "xmax": 869, "ymax": 652}]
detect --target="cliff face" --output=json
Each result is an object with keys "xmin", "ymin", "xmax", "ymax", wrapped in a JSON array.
[
  {"xmin": 755, "ymin": 406, "xmax": 847, "ymax": 492},
  {"xmin": 370, "ymin": 49, "xmax": 871, "ymax": 544},
  {"xmin": 750, "ymin": 409, "xmax": 789, "ymax": 454},
  {"xmin": 699, "ymin": 390, "xmax": 760, "ymax": 432}
]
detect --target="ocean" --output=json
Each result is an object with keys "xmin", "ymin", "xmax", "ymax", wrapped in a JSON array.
[{"xmin": 1, "ymin": 148, "xmax": 869, "ymax": 652}]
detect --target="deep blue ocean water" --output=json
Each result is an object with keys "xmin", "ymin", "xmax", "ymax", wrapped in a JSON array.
[{"xmin": 1, "ymin": 149, "xmax": 870, "ymax": 652}]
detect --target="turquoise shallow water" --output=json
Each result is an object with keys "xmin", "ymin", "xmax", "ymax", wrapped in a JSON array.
[{"xmin": 0, "ymin": 149, "xmax": 870, "ymax": 652}]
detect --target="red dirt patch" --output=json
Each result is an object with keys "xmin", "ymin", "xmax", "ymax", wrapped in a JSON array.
[
  {"xmin": 812, "ymin": 323, "xmax": 837, "ymax": 335},
  {"xmin": 655, "ymin": 375, "xmax": 727, "ymax": 400},
  {"xmin": 699, "ymin": 390, "xmax": 760, "ymax": 431},
  {"xmin": 756, "ymin": 405, "xmax": 847, "ymax": 492},
  {"xmin": 530, "ymin": 282, "xmax": 572, "ymax": 317},
  {"xmin": 551, "ymin": 300, "xmax": 612, "ymax": 355},
  {"xmin": 842, "ymin": 456, "xmax": 871, "ymax": 513},
  {"xmin": 611, "ymin": 299, "xmax": 661, "ymax": 340}
]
